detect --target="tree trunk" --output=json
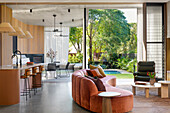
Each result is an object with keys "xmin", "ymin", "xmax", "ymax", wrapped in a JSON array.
[{"xmin": 89, "ymin": 24, "xmax": 93, "ymax": 62}]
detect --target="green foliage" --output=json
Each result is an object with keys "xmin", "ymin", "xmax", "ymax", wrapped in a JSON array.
[
  {"xmin": 68, "ymin": 53, "xmax": 83, "ymax": 63},
  {"xmin": 69, "ymin": 27, "xmax": 83, "ymax": 53},
  {"xmin": 127, "ymin": 23, "xmax": 137, "ymax": 53},
  {"xmin": 127, "ymin": 59, "xmax": 137, "ymax": 72},
  {"xmin": 116, "ymin": 57, "xmax": 137, "ymax": 72},
  {"xmin": 69, "ymin": 9, "xmax": 137, "ymax": 72},
  {"xmin": 87, "ymin": 9, "xmax": 131, "ymax": 57},
  {"xmin": 117, "ymin": 57, "xmax": 130, "ymax": 70}
]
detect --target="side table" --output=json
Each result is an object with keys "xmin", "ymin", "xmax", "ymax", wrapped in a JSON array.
[
  {"xmin": 158, "ymin": 81, "xmax": 170, "ymax": 98},
  {"xmin": 98, "ymin": 92, "xmax": 121, "ymax": 113}
]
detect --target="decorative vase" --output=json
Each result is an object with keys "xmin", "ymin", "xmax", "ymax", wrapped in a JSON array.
[
  {"xmin": 150, "ymin": 78, "xmax": 155, "ymax": 85},
  {"xmin": 50, "ymin": 58, "xmax": 54, "ymax": 63}
]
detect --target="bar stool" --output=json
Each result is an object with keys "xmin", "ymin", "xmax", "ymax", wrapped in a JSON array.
[
  {"xmin": 33, "ymin": 66, "xmax": 44, "ymax": 91},
  {"xmin": 20, "ymin": 69, "xmax": 32, "ymax": 101},
  {"xmin": 30, "ymin": 67, "xmax": 39, "ymax": 95},
  {"xmin": 39, "ymin": 65, "xmax": 45, "ymax": 85}
]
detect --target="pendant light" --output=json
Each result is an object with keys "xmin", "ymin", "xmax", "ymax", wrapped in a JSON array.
[
  {"xmin": 19, "ymin": 31, "xmax": 33, "ymax": 39},
  {"xmin": 8, "ymin": 27, "xmax": 25, "ymax": 36},
  {"xmin": 18, "ymin": 1, "xmax": 33, "ymax": 39},
  {"xmin": 24, "ymin": 31, "xmax": 33, "ymax": 39},
  {"xmin": 0, "ymin": 4, "xmax": 16, "ymax": 33},
  {"xmin": 9, "ymin": 2, "xmax": 25, "ymax": 36}
]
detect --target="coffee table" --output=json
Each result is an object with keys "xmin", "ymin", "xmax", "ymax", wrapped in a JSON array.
[
  {"xmin": 131, "ymin": 83, "xmax": 161, "ymax": 98},
  {"xmin": 158, "ymin": 81, "xmax": 170, "ymax": 98},
  {"xmin": 98, "ymin": 92, "xmax": 121, "ymax": 113}
]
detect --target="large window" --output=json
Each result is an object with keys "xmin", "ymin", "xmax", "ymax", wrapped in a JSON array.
[{"xmin": 146, "ymin": 4, "xmax": 165, "ymax": 78}]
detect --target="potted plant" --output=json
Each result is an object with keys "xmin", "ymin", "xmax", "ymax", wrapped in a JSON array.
[
  {"xmin": 46, "ymin": 48, "xmax": 57, "ymax": 63},
  {"xmin": 147, "ymin": 72, "xmax": 156, "ymax": 85}
]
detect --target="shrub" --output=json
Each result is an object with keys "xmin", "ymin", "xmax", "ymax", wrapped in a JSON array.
[
  {"xmin": 68, "ymin": 53, "xmax": 83, "ymax": 63},
  {"xmin": 127, "ymin": 58, "xmax": 137, "ymax": 72},
  {"xmin": 116, "ymin": 57, "xmax": 130, "ymax": 70}
]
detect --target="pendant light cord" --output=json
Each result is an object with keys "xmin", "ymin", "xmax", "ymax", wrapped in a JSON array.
[{"xmin": 54, "ymin": 16, "xmax": 55, "ymax": 30}]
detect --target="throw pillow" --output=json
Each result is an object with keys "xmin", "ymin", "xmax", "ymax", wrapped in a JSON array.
[
  {"xmin": 86, "ymin": 76, "xmax": 106, "ymax": 91},
  {"xmin": 97, "ymin": 65, "xmax": 106, "ymax": 77},
  {"xmin": 86, "ymin": 70, "xmax": 93, "ymax": 76},
  {"xmin": 89, "ymin": 65, "xmax": 97, "ymax": 69},
  {"xmin": 90, "ymin": 69, "xmax": 103, "ymax": 78}
]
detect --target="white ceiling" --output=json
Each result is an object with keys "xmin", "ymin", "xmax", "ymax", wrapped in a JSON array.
[
  {"xmin": 8, "ymin": 5, "xmax": 84, "ymax": 27},
  {"xmin": 8, "ymin": 4, "xmax": 143, "ymax": 27},
  {"xmin": 6, "ymin": 0, "xmax": 169, "ymax": 27}
]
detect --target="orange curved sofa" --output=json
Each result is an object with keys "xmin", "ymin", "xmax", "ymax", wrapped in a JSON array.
[{"xmin": 72, "ymin": 69, "xmax": 133, "ymax": 113}]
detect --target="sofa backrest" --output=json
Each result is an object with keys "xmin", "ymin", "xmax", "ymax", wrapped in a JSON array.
[
  {"xmin": 80, "ymin": 77, "xmax": 98, "ymax": 109},
  {"xmin": 73, "ymin": 69, "xmax": 89, "ymax": 77},
  {"xmin": 72, "ymin": 69, "xmax": 98, "ymax": 109}
]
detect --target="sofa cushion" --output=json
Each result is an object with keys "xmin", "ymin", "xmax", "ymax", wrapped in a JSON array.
[
  {"xmin": 89, "ymin": 65, "xmax": 107, "ymax": 77},
  {"xmin": 97, "ymin": 65, "xmax": 106, "ymax": 77},
  {"xmin": 86, "ymin": 76, "xmax": 106, "ymax": 91},
  {"xmin": 89, "ymin": 64, "xmax": 97, "ymax": 69},
  {"xmin": 87, "ymin": 69, "xmax": 103, "ymax": 78}
]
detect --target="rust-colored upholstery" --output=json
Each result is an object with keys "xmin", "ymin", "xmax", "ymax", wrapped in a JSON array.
[{"xmin": 72, "ymin": 69, "xmax": 133, "ymax": 113}]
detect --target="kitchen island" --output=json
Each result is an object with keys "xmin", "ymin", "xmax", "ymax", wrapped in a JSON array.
[{"xmin": 0, "ymin": 63, "xmax": 46, "ymax": 105}]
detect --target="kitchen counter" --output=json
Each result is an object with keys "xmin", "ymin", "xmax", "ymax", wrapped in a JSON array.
[
  {"xmin": 0, "ymin": 63, "xmax": 47, "ymax": 70},
  {"xmin": 0, "ymin": 63, "xmax": 46, "ymax": 105}
]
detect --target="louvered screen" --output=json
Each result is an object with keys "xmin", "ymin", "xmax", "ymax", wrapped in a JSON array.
[{"xmin": 146, "ymin": 5, "xmax": 164, "ymax": 78}]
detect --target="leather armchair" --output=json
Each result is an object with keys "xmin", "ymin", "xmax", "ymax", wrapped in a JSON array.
[{"xmin": 133, "ymin": 61, "xmax": 155, "ymax": 82}]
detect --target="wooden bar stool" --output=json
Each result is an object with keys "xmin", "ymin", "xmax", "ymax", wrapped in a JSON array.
[
  {"xmin": 20, "ymin": 69, "xmax": 32, "ymax": 101},
  {"xmin": 37, "ymin": 66, "xmax": 45, "ymax": 88},
  {"xmin": 30, "ymin": 67, "xmax": 39, "ymax": 95},
  {"xmin": 39, "ymin": 65, "xmax": 45, "ymax": 73}
]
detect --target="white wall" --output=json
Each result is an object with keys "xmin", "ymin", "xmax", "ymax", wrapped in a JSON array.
[
  {"xmin": 44, "ymin": 27, "xmax": 69, "ymax": 64},
  {"xmin": 137, "ymin": 7, "xmax": 146, "ymax": 62}
]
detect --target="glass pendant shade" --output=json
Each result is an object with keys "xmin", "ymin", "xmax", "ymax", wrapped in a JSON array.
[
  {"xmin": 8, "ymin": 27, "xmax": 25, "ymax": 36},
  {"xmin": 0, "ymin": 22, "xmax": 16, "ymax": 33}
]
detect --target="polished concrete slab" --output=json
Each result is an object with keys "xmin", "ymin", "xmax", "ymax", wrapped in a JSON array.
[
  {"xmin": 0, "ymin": 76, "xmax": 170, "ymax": 113},
  {"xmin": 0, "ymin": 81, "xmax": 90, "ymax": 113}
]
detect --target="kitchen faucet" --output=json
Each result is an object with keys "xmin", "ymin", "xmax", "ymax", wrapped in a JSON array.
[
  {"xmin": 13, "ymin": 50, "xmax": 22, "ymax": 66},
  {"xmin": 11, "ymin": 53, "xmax": 18, "ymax": 66}
]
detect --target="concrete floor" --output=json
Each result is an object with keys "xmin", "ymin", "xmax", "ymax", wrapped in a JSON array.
[{"xmin": 1, "ymin": 76, "xmax": 170, "ymax": 113}]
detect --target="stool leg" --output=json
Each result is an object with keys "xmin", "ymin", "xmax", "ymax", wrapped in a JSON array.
[
  {"xmin": 33, "ymin": 76, "xmax": 37, "ymax": 95},
  {"xmin": 25, "ymin": 78, "xmax": 28, "ymax": 101},
  {"xmin": 27, "ymin": 78, "xmax": 31, "ymax": 98},
  {"xmin": 35, "ymin": 76, "xmax": 37, "ymax": 93}
]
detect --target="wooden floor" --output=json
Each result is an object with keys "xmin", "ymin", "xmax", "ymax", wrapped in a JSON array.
[
  {"xmin": 0, "ymin": 77, "xmax": 170, "ymax": 113},
  {"xmin": 117, "ymin": 80, "xmax": 170, "ymax": 113}
]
